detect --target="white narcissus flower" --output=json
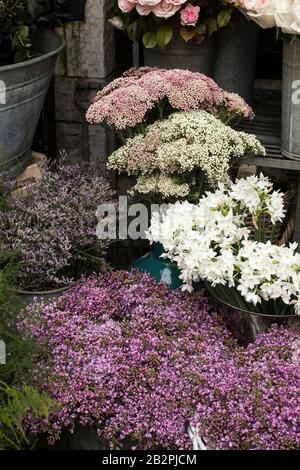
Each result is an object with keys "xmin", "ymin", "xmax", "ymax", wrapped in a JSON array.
[{"xmin": 147, "ymin": 174, "xmax": 300, "ymax": 315}]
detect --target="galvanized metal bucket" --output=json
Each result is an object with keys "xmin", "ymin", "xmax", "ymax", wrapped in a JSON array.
[
  {"xmin": 208, "ymin": 290, "xmax": 300, "ymax": 347},
  {"xmin": 143, "ymin": 33, "xmax": 217, "ymax": 75},
  {"xmin": 214, "ymin": 13, "xmax": 259, "ymax": 103},
  {"xmin": 0, "ymin": 30, "xmax": 65, "ymax": 176},
  {"xmin": 282, "ymin": 36, "xmax": 300, "ymax": 160},
  {"xmin": 17, "ymin": 286, "xmax": 70, "ymax": 308}
]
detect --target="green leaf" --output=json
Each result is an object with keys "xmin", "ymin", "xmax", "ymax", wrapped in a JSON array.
[
  {"xmin": 17, "ymin": 26, "xmax": 30, "ymax": 42},
  {"xmin": 196, "ymin": 23, "xmax": 207, "ymax": 36},
  {"xmin": 156, "ymin": 25, "xmax": 173, "ymax": 48},
  {"xmin": 142, "ymin": 31, "xmax": 157, "ymax": 49},
  {"xmin": 206, "ymin": 17, "xmax": 218, "ymax": 36},
  {"xmin": 180, "ymin": 27, "xmax": 197, "ymax": 43},
  {"xmin": 217, "ymin": 9, "xmax": 233, "ymax": 29},
  {"xmin": 126, "ymin": 22, "xmax": 137, "ymax": 43}
]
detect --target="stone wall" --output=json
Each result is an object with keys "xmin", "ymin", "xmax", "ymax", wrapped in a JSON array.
[{"xmin": 55, "ymin": 0, "xmax": 115, "ymax": 174}]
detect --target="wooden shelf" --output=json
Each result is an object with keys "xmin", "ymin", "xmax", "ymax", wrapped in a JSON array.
[{"xmin": 237, "ymin": 88, "xmax": 300, "ymax": 245}]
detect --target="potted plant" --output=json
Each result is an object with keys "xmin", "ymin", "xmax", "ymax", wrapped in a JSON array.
[
  {"xmin": 236, "ymin": 1, "xmax": 300, "ymax": 159},
  {"xmin": 18, "ymin": 270, "xmax": 232, "ymax": 449},
  {"xmin": 148, "ymin": 173, "xmax": 300, "ymax": 344},
  {"xmin": 0, "ymin": 162, "xmax": 115, "ymax": 304},
  {"xmin": 0, "ymin": 0, "xmax": 64, "ymax": 176},
  {"xmin": 19, "ymin": 271, "xmax": 300, "ymax": 450},
  {"xmin": 109, "ymin": 0, "xmax": 237, "ymax": 74},
  {"xmin": 106, "ymin": 109, "xmax": 264, "ymax": 288}
]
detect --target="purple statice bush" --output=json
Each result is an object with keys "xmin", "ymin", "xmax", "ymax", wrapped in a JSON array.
[
  {"xmin": 0, "ymin": 164, "xmax": 115, "ymax": 291},
  {"xmin": 19, "ymin": 271, "xmax": 300, "ymax": 450},
  {"xmin": 86, "ymin": 67, "xmax": 254, "ymax": 137}
]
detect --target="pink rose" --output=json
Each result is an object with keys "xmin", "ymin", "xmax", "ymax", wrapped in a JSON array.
[
  {"xmin": 136, "ymin": 5, "xmax": 153, "ymax": 15},
  {"xmin": 118, "ymin": 0, "xmax": 135, "ymax": 13},
  {"xmin": 153, "ymin": 0, "xmax": 181, "ymax": 18},
  {"xmin": 165, "ymin": 0, "xmax": 187, "ymax": 5},
  {"xmin": 180, "ymin": 3, "xmax": 200, "ymax": 26}
]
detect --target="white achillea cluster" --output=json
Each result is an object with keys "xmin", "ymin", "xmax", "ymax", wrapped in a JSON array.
[
  {"xmin": 108, "ymin": 111, "xmax": 265, "ymax": 201},
  {"xmin": 147, "ymin": 175, "xmax": 300, "ymax": 315},
  {"xmin": 134, "ymin": 174, "xmax": 191, "ymax": 199}
]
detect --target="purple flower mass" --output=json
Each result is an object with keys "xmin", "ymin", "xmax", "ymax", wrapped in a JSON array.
[
  {"xmin": 1, "ymin": 164, "xmax": 115, "ymax": 290},
  {"xmin": 20, "ymin": 271, "xmax": 300, "ymax": 450}
]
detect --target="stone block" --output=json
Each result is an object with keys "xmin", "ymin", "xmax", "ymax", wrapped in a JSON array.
[
  {"xmin": 55, "ymin": 77, "xmax": 82, "ymax": 123},
  {"xmin": 64, "ymin": 0, "xmax": 115, "ymax": 79},
  {"xmin": 56, "ymin": 122, "xmax": 83, "ymax": 162}
]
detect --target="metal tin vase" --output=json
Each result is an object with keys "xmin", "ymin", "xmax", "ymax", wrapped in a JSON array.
[
  {"xmin": 17, "ymin": 286, "xmax": 70, "ymax": 307},
  {"xmin": 282, "ymin": 36, "xmax": 300, "ymax": 160},
  {"xmin": 208, "ymin": 290, "xmax": 300, "ymax": 347},
  {"xmin": 214, "ymin": 13, "xmax": 259, "ymax": 104},
  {"xmin": 0, "ymin": 30, "xmax": 64, "ymax": 176},
  {"xmin": 129, "ymin": 242, "xmax": 183, "ymax": 290}
]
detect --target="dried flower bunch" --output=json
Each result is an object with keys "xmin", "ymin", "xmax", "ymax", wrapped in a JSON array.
[
  {"xmin": 86, "ymin": 67, "xmax": 254, "ymax": 137},
  {"xmin": 147, "ymin": 174, "xmax": 300, "ymax": 315},
  {"xmin": 0, "ymin": 164, "xmax": 115, "ymax": 291},
  {"xmin": 109, "ymin": 1, "xmax": 238, "ymax": 48},
  {"xmin": 20, "ymin": 271, "xmax": 300, "ymax": 450},
  {"xmin": 108, "ymin": 110, "xmax": 265, "ymax": 202}
]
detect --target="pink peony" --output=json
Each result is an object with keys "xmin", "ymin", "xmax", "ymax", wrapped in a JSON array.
[
  {"xmin": 118, "ymin": 0, "xmax": 135, "ymax": 13},
  {"xmin": 153, "ymin": 0, "xmax": 181, "ymax": 18},
  {"xmin": 180, "ymin": 3, "xmax": 200, "ymax": 26}
]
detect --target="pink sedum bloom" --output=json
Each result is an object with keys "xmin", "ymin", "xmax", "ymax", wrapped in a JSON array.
[{"xmin": 180, "ymin": 3, "xmax": 200, "ymax": 26}]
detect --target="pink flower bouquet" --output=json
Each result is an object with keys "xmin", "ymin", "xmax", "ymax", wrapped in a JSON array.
[{"xmin": 108, "ymin": 0, "xmax": 238, "ymax": 48}]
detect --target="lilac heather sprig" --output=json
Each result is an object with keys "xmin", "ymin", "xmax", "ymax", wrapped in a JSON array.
[
  {"xmin": 86, "ymin": 67, "xmax": 254, "ymax": 134},
  {"xmin": 1, "ymin": 164, "xmax": 115, "ymax": 290}
]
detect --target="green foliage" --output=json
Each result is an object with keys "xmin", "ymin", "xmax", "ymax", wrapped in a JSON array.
[
  {"xmin": 0, "ymin": 382, "xmax": 56, "ymax": 450},
  {"xmin": 0, "ymin": 0, "xmax": 54, "ymax": 64},
  {"xmin": 110, "ymin": 0, "xmax": 237, "ymax": 46},
  {"xmin": 217, "ymin": 8, "xmax": 233, "ymax": 29},
  {"xmin": 156, "ymin": 25, "xmax": 173, "ymax": 48},
  {"xmin": 142, "ymin": 31, "xmax": 157, "ymax": 49}
]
